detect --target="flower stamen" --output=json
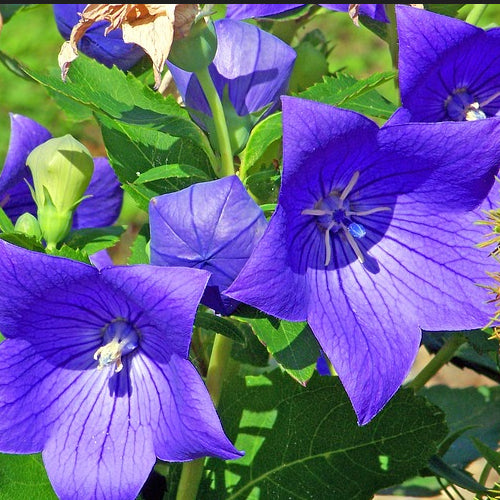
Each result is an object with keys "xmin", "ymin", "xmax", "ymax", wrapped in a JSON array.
[
  {"xmin": 340, "ymin": 170, "xmax": 360, "ymax": 201},
  {"xmin": 94, "ymin": 319, "xmax": 139, "ymax": 373}
]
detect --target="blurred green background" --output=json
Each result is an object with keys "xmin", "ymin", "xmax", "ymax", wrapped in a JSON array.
[{"xmin": 1, "ymin": 4, "xmax": 499, "ymax": 163}]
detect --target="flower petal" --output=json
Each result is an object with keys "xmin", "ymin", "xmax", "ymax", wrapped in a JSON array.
[
  {"xmin": 225, "ymin": 206, "xmax": 309, "ymax": 321},
  {"xmin": 0, "ymin": 114, "xmax": 51, "ymax": 220},
  {"xmin": 225, "ymin": 4, "xmax": 304, "ymax": 20},
  {"xmin": 101, "ymin": 265, "xmax": 210, "ymax": 358},
  {"xmin": 149, "ymin": 176, "xmax": 267, "ymax": 314},
  {"xmin": 73, "ymin": 157, "xmax": 123, "ymax": 229},
  {"xmin": 0, "ymin": 240, "xmax": 122, "ymax": 343},
  {"xmin": 368, "ymin": 192, "xmax": 497, "ymax": 331},
  {"xmin": 306, "ymin": 262, "xmax": 421, "ymax": 425},
  {"xmin": 42, "ymin": 356, "xmax": 155, "ymax": 500},
  {"xmin": 135, "ymin": 353, "xmax": 243, "ymax": 461}
]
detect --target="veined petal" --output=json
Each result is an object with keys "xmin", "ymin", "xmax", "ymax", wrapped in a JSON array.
[
  {"xmin": 150, "ymin": 176, "xmax": 267, "ymax": 290},
  {"xmin": 226, "ymin": 206, "xmax": 309, "ymax": 321},
  {"xmin": 101, "ymin": 265, "xmax": 210, "ymax": 359},
  {"xmin": 135, "ymin": 353, "xmax": 243, "ymax": 461},
  {"xmin": 369, "ymin": 191, "xmax": 498, "ymax": 331},
  {"xmin": 73, "ymin": 157, "xmax": 123, "ymax": 229},
  {"xmin": 0, "ymin": 339, "xmax": 56, "ymax": 453},
  {"xmin": 306, "ymin": 259, "xmax": 421, "ymax": 425},
  {"xmin": 42, "ymin": 355, "xmax": 155, "ymax": 500},
  {"xmin": 0, "ymin": 114, "xmax": 50, "ymax": 221},
  {"xmin": 225, "ymin": 4, "xmax": 304, "ymax": 20},
  {"xmin": 0, "ymin": 240, "xmax": 118, "ymax": 343},
  {"xmin": 378, "ymin": 118, "xmax": 500, "ymax": 211}
]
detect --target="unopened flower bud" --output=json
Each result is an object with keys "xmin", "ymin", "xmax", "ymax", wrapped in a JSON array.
[
  {"xmin": 168, "ymin": 18, "xmax": 217, "ymax": 73},
  {"xmin": 26, "ymin": 135, "xmax": 94, "ymax": 249},
  {"xmin": 14, "ymin": 212, "xmax": 42, "ymax": 240}
]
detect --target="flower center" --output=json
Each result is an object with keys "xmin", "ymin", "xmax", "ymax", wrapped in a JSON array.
[
  {"xmin": 444, "ymin": 88, "xmax": 500, "ymax": 121},
  {"xmin": 94, "ymin": 319, "xmax": 140, "ymax": 373},
  {"xmin": 301, "ymin": 170, "xmax": 391, "ymax": 266}
]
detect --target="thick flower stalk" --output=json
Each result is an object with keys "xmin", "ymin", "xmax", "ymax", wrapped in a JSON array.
[
  {"xmin": 396, "ymin": 4, "xmax": 500, "ymax": 122},
  {"xmin": 53, "ymin": 4, "xmax": 145, "ymax": 71},
  {"xmin": 226, "ymin": 96, "xmax": 500, "ymax": 425},
  {"xmin": 149, "ymin": 175, "xmax": 267, "ymax": 315},
  {"xmin": 0, "ymin": 239, "xmax": 242, "ymax": 499},
  {"xmin": 0, "ymin": 114, "xmax": 123, "ymax": 231},
  {"xmin": 168, "ymin": 18, "xmax": 297, "ymax": 155}
]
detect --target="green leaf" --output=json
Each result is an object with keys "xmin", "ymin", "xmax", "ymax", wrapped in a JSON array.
[
  {"xmin": 0, "ymin": 52, "xmax": 216, "ymax": 165},
  {"xmin": 420, "ymin": 385, "xmax": 500, "ymax": 469},
  {"xmin": 0, "ymin": 4, "xmax": 31, "ymax": 24},
  {"xmin": 0, "ymin": 232, "xmax": 45, "ymax": 253},
  {"xmin": 0, "ymin": 206, "xmax": 15, "ymax": 233},
  {"xmin": 472, "ymin": 438, "xmax": 500, "ymax": 474},
  {"xmin": 205, "ymin": 370, "xmax": 448, "ymax": 500},
  {"xmin": 427, "ymin": 455, "xmax": 489, "ymax": 494},
  {"xmin": 422, "ymin": 329, "xmax": 500, "ymax": 383},
  {"xmin": 233, "ymin": 305, "xmax": 321, "ymax": 385},
  {"xmin": 230, "ymin": 321, "xmax": 271, "ymax": 368},
  {"xmin": 297, "ymin": 72, "xmax": 398, "ymax": 119},
  {"xmin": 195, "ymin": 311, "xmax": 246, "ymax": 344},
  {"xmin": 127, "ymin": 230, "xmax": 150, "ymax": 265},
  {"xmin": 0, "ymin": 453, "xmax": 57, "ymax": 500},
  {"xmin": 239, "ymin": 112, "xmax": 282, "ymax": 178},
  {"xmin": 98, "ymin": 114, "xmax": 213, "ymax": 185},
  {"xmin": 134, "ymin": 164, "xmax": 210, "ymax": 185},
  {"xmin": 244, "ymin": 169, "xmax": 281, "ymax": 205},
  {"xmin": 46, "ymin": 244, "xmax": 91, "ymax": 264},
  {"xmin": 64, "ymin": 226, "xmax": 124, "ymax": 255}
]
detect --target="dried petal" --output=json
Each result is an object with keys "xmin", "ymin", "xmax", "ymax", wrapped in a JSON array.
[{"xmin": 58, "ymin": 4, "xmax": 199, "ymax": 88}]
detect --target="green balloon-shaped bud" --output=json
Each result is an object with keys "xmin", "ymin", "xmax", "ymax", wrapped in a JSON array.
[
  {"xmin": 26, "ymin": 134, "xmax": 94, "ymax": 249},
  {"xmin": 168, "ymin": 18, "xmax": 217, "ymax": 73},
  {"xmin": 14, "ymin": 212, "xmax": 42, "ymax": 240}
]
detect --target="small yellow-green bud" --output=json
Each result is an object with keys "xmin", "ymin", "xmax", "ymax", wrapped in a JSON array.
[
  {"xmin": 26, "ymin": 134, "xmax": 94, "ymax": 249},
  {"xmin": 14, "ymin": 212, "xmax": 42, "ymax": 240}
]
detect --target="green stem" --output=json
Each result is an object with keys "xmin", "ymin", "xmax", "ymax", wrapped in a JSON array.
[
  {"xmin": 465, "ymin": 4, "xmax": 488, "ymax": 26},
  {"xmin": 195, "ymin": 66, "xmax": 234, "ymax": 178},
  {"xmin": 384, "ymin": 4, "xmax": 399, "ymax": 74},
  {"xmin": 406, "ymin": 334, "xmax": 467, "ymax": 392},
  {"xmin": 175, "ymin": 334, "xmax": 233, "ymax": 500}
]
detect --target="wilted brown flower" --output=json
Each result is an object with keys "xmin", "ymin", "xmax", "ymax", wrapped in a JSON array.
[{"xmin": 58, "ymin": 3, "xmax": 199, "ymax": 89}]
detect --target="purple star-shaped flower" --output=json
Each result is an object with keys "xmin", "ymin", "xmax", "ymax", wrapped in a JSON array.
[
  {"xmin": 149, "ymin": 175, "xmax": 267, "ymax": 315},
  {"xmin": 0, "ymin": 113, "xmax": 123, "ymax": 229},
  {"xmin": 167, "ymin": 18, "xmax": 296, "ymax": 144},
  {"xmin": 226, "ymin": 96, "xmax": 500, "ymax": 424},
  {"xmin": 0, "ymin": 239, "xmax": 242, "ymax": 499},
  {"xmin": 225, "ymin": 4, "xmax": 389, "ymax": 23},
  {"xmin": 53, "ymin": 4, "xmax": 145, "ymax": 71},
  {"xmin": 397, "ymin": 4, "xmax": 500, "ymax": 122}
]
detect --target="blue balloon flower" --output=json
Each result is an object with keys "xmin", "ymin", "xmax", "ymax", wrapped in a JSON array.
[
  {"xmin": 397, "ymin": 4, "xmax": 500, "ymax": 122},
  {"xmin": 226, "ymin": 96, "xmax": 500, "ymax": 424},
  {"xmin": 0, "ymin": 240, "xmax": 242, "ymax": 499},
  {"xmin": 149, "ymin": 175, "xmax": 267, "ymax": 315}
]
